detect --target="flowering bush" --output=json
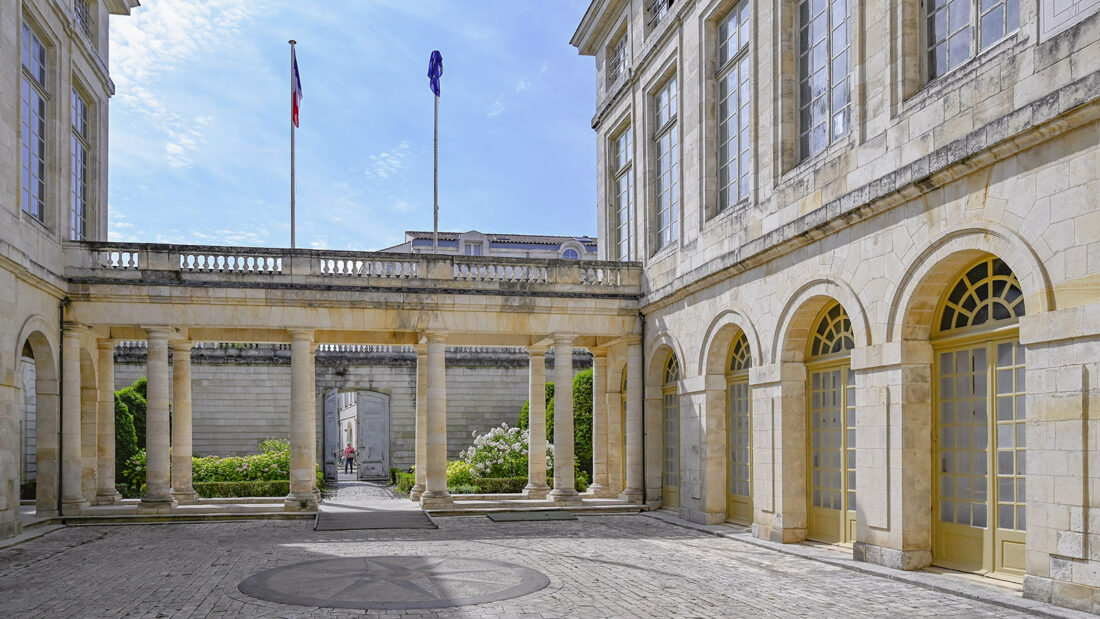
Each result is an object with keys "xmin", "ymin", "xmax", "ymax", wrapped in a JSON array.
[
  {"xmin": 446, "ymin": 460, "xmax": 476, "ymax": 487},
  {"xmin": 459, "ymin": 424, "xmax": 553, "ymax": 479}
]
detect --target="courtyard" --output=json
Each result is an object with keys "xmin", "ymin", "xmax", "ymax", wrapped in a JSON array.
[{"xmin": 0, "ymin": 481, "xmax": 1086, "ymax": 618}]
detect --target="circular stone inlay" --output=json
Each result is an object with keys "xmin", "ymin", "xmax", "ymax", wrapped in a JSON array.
[{"xmin": 237, "ymin": 555, "xmax": 550, "ymax": 610}]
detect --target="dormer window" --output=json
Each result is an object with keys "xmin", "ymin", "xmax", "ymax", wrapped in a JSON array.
[{"xmin": 649, "ymin": 0, "xmax": 674, "ymax": 29}]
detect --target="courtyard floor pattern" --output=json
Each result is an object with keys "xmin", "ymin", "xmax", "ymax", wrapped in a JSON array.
[{"xmin": 0, "ymin": 482, "xmax": 1082, "ymax": 617}]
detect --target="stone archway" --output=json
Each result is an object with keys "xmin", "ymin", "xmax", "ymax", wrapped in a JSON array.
[{"xmin": 14, "ymin": 320, "xmax": 59, "ymax": 518}]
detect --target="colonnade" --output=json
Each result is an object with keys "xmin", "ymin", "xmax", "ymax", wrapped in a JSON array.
[{"xmin": 51, "ymin": 325, "xmax": 647, "ymax": 514}]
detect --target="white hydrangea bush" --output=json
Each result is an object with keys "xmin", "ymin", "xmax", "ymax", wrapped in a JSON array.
[{"xmin": 459, "ymin": 423, "xmax": 553, "ymax": 478}]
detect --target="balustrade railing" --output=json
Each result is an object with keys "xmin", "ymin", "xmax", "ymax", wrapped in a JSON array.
[{"xmin": 67, "ymin": 242, "xmax": 640, "ymax": 291}]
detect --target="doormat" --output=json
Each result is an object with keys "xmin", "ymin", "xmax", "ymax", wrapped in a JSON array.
[
  {"xmin": 315, "ymin": 509, "xmax": 437, "ymax": 531},
  {"xmin": 486, "ymin": 511, "xmax": 576, "ymax": 522}
]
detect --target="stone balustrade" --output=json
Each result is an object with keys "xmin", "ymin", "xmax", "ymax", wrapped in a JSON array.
[{"xmin": 64, "ymin": 242, "xmax": 643, "ymax": 294}]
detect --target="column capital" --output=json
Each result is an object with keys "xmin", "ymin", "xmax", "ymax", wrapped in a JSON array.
[
  {"xmin": 288, "ymin": 328, "xmax": 315, "ymax": 342},
  {"xmin": 592, "ymin": 348, "xmax": 609, "ymax": 361},
  {"xmin": 142, "ymin": 325, "xmax": 174, "ymax": 341},
  {"xmin": 413, "ymin": 343, "xmax": 428, "ymax": 355},
  {"xmin": 95, "ymin": 338, "xmax": 116, "ymax": 351},
  {"xmin": 526, "ymin": 345, "xmax": 549, "ymax": 356},
  {"xmin": 63, "ymin": 322, "xmax": 89, "ymax": 336},
  {"xmin": 170, "ymin": 340, "xmax": 195, "ymax": 353},
  {"xmin": 624, "ymin": 333, "xmax": 643, "ymax": 346},
  {"xmin": 424, "ymin": 331, "xmax": 448, "ymax": 344},
  {"xmin": 552, "ymin": 333, "xmax": 576, "ymax": 347}
]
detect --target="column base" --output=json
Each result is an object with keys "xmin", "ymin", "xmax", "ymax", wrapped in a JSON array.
[
  {"xmin": 548, "ymin": 488, "xmax": 582, "ymax": 506},
  {"xmin": 137, "ymin": 496, "xmax": 177, "ymax": 514},
  {"xmin": 409, "ymin": 484, "xmax": 425, "ymax": 501},
  {"xmin": 284, "ymin": 492, "xmax": 319, "ymax": 512},
  {"xmin": 171, "ymin": 489, "xmax": 199, "ymax": 505},
  {"xmin": 0, "ymin": 520, "xmax": 19, "ymax": 540},
  {"xmin": 61, "ymin": 498, "xmax": 89, "ymax": 515},
  {"xmin": 419, "ymin": 490, "xmax": 454, "ymax": 510},
  {"xmin": 586, "ymin": 483, "xmax": 615, "ymax": 498},
  {"xmin": 618, "ymin": 489, "xmax": 643, "ymax": 503},
  {"xmin": 523, "ymin": 483, "xmax": 550, "ymax": 500},
  {"xmin": 95, "ymin": 491, "xmax": 121, "ymax": 506},
  {"xmin": 852, "ymin": 542, "xmax": 932, "ymax": 571}
]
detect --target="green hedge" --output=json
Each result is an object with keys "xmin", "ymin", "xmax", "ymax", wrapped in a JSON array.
[
  {"xmin": 473, "ymin": 477, "xmax": 528, "ymax": 493},
  {"xmin": 394, "ymin": 471, "xmax": 415, "ymax": 495},
  {"xmin": 194, "ymin": 481, "xmax": 289, "ymax": 498}
]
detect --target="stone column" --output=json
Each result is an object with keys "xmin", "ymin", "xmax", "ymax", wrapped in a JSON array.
[
  {"xmin": 170, "ymin": 341, "xmax": 197, "ymax": 504},
  {"xmin": 589, "ymin": 350, "xmax": 611, "ymax": 497},
  {"xmin": 420, "ymin": 333, "xmax": 453, "ymax": 509},
  {"xmin": 410, "ymin": 344, "xmax": 428, "ymax": 500},
  {"xmin": 285, "ymin": 329, "xmax": 318, "ymax": 511},
  {"xmin": 702, "ymin": 373, "xmax": 728, "ymax": 523},
  {"xmin": 524, "ymin": 345, "xmax": 550, "ymax": 499},
  {"xmin": 549, "ymin": 335, "xmax": 581, "ymax": 505},
  {"xmin": 606, "ymin": 362, "xmax": 624, "ymax": 495},
  {"xmin": 61, "ymin": 325, "xmax": 88, "ymax": 514},
  {"xmin": 140, "ymin": 327, "xmax": 176, "ymax": 512},
  {"xmin": 620, "ymin": 338, "xmax": 643, "ymax": 503},
  {"xmin": 95, "ymin": 339, "xmax": 120, "ymax": 505}
]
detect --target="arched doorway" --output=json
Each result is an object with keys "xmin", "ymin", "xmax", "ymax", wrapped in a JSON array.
[
  {"xmin": 662, "ymin": 354, "xmax": 680, "ymax": 509},
  {"xmin": 726, "ymin": 331, "xmax": 752, "ymax": 524},
  {"xmin": 805, "ymin": 302, "xmax": 855, "ymax": 543},
  {"xmin": 932, "ymin": 257, "xmax": 1026, "ymax": 578},
  {"xmin": 620, "ymin": 370, "xmax": 628, "ymax": 491}
]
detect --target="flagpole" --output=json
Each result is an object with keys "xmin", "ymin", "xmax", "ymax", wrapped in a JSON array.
[
  {"xmin": 433, "ymin": 93, "xmax": 439, "ymax": 253},
  {"xmin": 289, "ymin": 39, "xmax": 297, "ymax": 250}
]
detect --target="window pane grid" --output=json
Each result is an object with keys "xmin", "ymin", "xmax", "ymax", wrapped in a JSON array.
[
  {"xmin": 995, "ymin": 341, "xmax": 1026, "ymax": 532},
  {"xmin": 613, "ymin": 127, "xmax": 634, "ymax": 261},
  {"xmin": 608, "ymin": 32, "xmax": 628, "ymax": 85},
  {"xmin": 71, "ymin": 89, "xmax": 90, "ymax": 240},
  {"xmin": 728, "ymin": 381, "xmax": 751, "ymax": 498},
  {"xmin": 663, "ymin": 390, "xmax": 679, "ymax": 489},
  {"xmin": 717, "ymin": 1, "xmax": 752, "ymax": 212},
  {"xmin": 938, "ymin": 346, "xmax": 990, "ymax": 528},
  {"xmin": 654, "ymin": 77, "xmax": 679, "ymax": 250},
  {"xmin": 926, "ymin": 1, "xmax": 1019, "ymax": 80},
  {"xmin": 810, "ymin": 368, "xmax": 847, "ymax": 511},
  {"xmin": 798, "ymin": 0, "xmax": 850, "ymax": 159},
  {"xmin": 21, "ymin": 24, "xmax": 48, "ymax": 221}
]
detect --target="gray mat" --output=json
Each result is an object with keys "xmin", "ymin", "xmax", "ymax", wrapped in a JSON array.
[
  {"xmin": 315, "ymin": 509, "xmax": 437, "ymax": 531},
  {"xmin": 487, "ymin": 511, "xmax": 576, "ymax": 522}
]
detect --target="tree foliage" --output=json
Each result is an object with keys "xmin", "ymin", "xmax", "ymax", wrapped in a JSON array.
[{"xmin": 113, "ymin": 393, "xmax": 137, "ymax": 483}]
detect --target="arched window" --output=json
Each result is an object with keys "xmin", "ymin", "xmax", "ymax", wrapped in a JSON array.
[
  {"xmin": 662, "ymin": 354, "xmax": 680, "ymax": 507},
  {"xmin": 805, "ymin": 301, "xmax": 855, "ymax": 543},
  {"xmin": 726, "ymin": 331, "xmax": 752, "ymax": 523},
  {"xmin": 562, "ymin": 248, "xmax": 580, "ymax": 259},
  {"xmin": 932, "ymin": 256, "xmax": 1026, "ymax": 576}
]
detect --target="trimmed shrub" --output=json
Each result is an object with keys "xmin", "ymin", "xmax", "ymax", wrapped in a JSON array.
[
  {"xmin": 116, "ymin": 382, "xmax": 147, "ymax": 451},
  {"xmin": 114, "ymin": 393, "xmax": 138, "ymax": 483},
  {"xmin": 449, "ymin": 484, "xmax": 481, "ymax": 494},
  {"xmin": 121, "ymin": 449, "xmax": 147, "ymax": 491},
  {"xmin": 258, "ymin": 438, "xmax": 290, "ymax": 454},
  {"xmin": 446, "ymin": 460, "xmax": 475, "ymax": 487},
  {"xmin": 193, "ymin": 481, "xmax": 289, "ymax": 498},
  {"xmin": 572, "ymin": 368, "xmax": 594, "ymax": 478},
  {"xmin": 394, "ymin": 471, "xmax": 415, "ymax": 495},
  {"xmin": 473, "ymin": 477, "xmax": 528, "ymax": 494}
]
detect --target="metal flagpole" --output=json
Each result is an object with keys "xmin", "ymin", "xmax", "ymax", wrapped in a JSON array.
[
  {"xmin": 289, "ymin": 39, "xmax": 297, "ymax": 250},
  {"xmin": 433, "ymin": 94, "xmax": 439, "ymax": 252}
]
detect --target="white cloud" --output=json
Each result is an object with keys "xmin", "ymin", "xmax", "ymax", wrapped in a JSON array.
[
  {"xmin": 363, "ymin": 141, "xmax": 410, "ymax": 179},
  {"xmin": 514, "ymin": 79, "xmax": 530, "ymax": 93},
  {"xmin": 487, "ymin": 97, "xmax": 506, "ymax": 118},
  {"xmin": 110, "ymin": 0, "xmax": 262, "ymax": 168}
]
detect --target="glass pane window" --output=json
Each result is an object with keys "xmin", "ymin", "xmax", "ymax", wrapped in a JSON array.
[
  {"xmin": 612, "ymin": 127, "xmax": 634, "ymax": 260},
  {"xmin": 464, "ymin": 243, "xmax": 482, "ymax": 256},
  {"xmin": 728, "ymin": 381, "xmax": 751, "ymax": 498},
  {"xmin": 74, "ymin": 1, "xmax": 94, "ymax": 40},
  {"xmin": 717, "ymin": 1, "xmax": 752, "ymax": 212},
  {"xmin": 926, "ymin": 0, "xmax": 1019, "ymax": 80},
  {"xmin": 654, "ymin": 77, "xmax": 679, "ymax": 251},
  {"xmin": 607, "ymin": 30, "xmax": 628, "ymax": 85},
  {"xmin": 21, "ymin": 23, "xmax": 48, "ymax": 221},
  {"xmin": 798, "ymin": 0, "xmax": 850, "ymax": 158},
  {"xmin": 663, "ymin": 355, "xmax": 680, "ymax": 490},
  {"xmin": 71, "ymin": 90, "xmax": 91, "ymax": 240}
]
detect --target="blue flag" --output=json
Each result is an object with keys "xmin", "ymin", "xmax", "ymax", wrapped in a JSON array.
[{"xmin": 428, "ymin": 50, "xmax": 443, "ymax": 96}]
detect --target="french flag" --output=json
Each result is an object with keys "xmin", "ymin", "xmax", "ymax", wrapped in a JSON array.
[{"xmin": 291, "ymin": 47, "xmax": 303, "ymax": 127}]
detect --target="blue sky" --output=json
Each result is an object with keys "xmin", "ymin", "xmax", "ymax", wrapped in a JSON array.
[{"xmin": 107, "ymin": 1, "xmax": 596, "ymax": 250}]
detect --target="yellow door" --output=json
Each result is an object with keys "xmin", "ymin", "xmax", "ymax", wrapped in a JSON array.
[
  {"xmin": 933, "ymin": 338, "xmax": 1027, "ymax": 578},
  {"xmin": 726, "ymin": 379, "xmax": 752, "ymax": 523},
  {"xmin": 807, "ymin": 365, "xmax": 855, "ymax": 543},
  {"xmin": 662, "ymin": 355, "xmax": 680, "ymax": 509}
]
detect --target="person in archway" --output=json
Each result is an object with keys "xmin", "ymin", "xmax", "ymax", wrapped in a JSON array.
[{"xmin": 343, "ymin": 443, "xmax": 356, "ymax": 474}]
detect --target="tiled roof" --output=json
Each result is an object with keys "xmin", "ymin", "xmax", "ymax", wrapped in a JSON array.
[{"xmin": 405, "ymin": 231, "xmax": 597, "ymax": 245}]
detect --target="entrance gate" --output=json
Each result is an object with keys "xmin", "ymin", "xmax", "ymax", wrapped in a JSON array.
[{"xmin": 356, "ymin": 391, "xmax": 390, "ymax": 480}]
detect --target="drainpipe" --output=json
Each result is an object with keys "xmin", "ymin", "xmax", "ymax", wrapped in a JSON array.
[
  {"xmin": 56, "ymin": 297, "xmax": 70, "ymax": 520},
  {"xmin": 638, "ymin": 311, "xmax": 647, "ymax": 506}
]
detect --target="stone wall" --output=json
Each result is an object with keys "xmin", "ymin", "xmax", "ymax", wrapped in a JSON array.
[{"xmin": 113, "ymin": 345, "xmax": 590, "ymax": 470}]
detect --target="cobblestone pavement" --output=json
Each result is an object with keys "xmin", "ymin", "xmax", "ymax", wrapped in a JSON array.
[{"xmin": 0, "ymin": 486, "xmax": 1055, "ymax": 618}]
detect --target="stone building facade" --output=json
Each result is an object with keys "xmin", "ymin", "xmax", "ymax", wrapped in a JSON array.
[
  {"xmin": 381, "ymin": 230, "xmax": 598, "ymax": 260},
  {"xmin": 572, "ymin": 0, "xmax": 1100, "ymax": 611}
]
